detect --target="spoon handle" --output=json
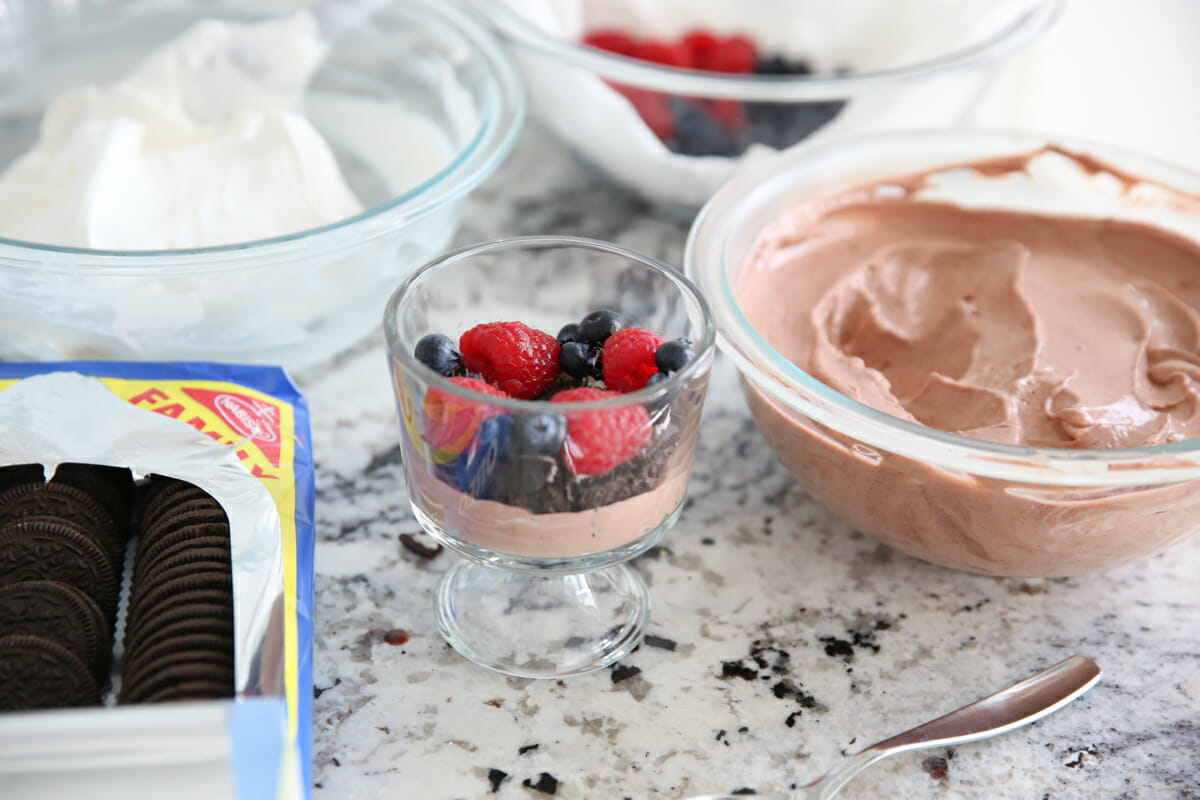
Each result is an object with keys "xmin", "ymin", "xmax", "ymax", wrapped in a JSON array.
[{"xmin": 804, "ymin": 655, "xmax": 1101, "ymax": 799}]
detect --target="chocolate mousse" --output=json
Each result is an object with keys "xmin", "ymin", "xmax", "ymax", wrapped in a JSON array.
[{"xmin": 736, "ymin": 146, "xmax": 1200, "ymax": 575}]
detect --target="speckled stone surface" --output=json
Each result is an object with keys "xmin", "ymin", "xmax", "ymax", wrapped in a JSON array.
[{"xmin": 297, "ymin": 126, "xmax": 1200, "ymax": 800}]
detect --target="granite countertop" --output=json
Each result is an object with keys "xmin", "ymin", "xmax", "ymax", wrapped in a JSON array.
[{"xmin": 297, "ymin": 126, "xmax": 1200, "ymax": 800}]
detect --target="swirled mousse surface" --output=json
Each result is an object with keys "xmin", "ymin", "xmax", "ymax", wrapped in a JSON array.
[{"xmin": 738, "ymin": 154, "xmax": 1200, "ymax": 449}]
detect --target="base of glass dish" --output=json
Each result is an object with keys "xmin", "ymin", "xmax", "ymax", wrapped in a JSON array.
[{"xmin": 434, "ymin": 559, "xmax": 650, "ymax": 678}]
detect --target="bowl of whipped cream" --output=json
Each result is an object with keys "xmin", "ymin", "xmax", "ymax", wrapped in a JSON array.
[
  {"xmin": 470, "ymin": 0, "xmax": 1058, "ymax": 209},
  {"xmin": 0, "ymin": 0, "xmax": 523, "ymax": 367},
  {"xmin": 687, "ymin": 128, "xmax": 1200, "ymax": 577}
]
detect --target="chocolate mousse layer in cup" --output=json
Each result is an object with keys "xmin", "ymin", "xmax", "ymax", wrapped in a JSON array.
[{"xmin": 687, "ymin": 130, "xmax": 1200, "ymax": 577}]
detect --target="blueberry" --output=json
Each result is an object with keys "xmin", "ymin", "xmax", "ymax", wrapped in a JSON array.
[
  {"xmin": 414, "ymin": 333, "xmax": 462, "ymax": 376},
  {"xmin": 560, "ymin": 340, "xmax": 602, "ymax": 380},
  {"xmin": 746, "ymin": 99, "xmax": 844, "ymax": 150},
  {"xmin": 669, "ymin": 99, "xmax": 746, "ymax": 157},
  {"xmin": 645, "ymin": 371, "xmax": 671, "ymax": 388},
  {"xmin": 455, "ymin": 415, "xmax": 511, "ymax": 498},
  {"xmin": 755, "ymin": 55, "xmax": 813, "ymax": 76},
  {"xmin": 655, "ymin": 338, "xmax": 694, "ymax": 373},
  {"xmin": 557, "ymin": 323, "xmax": 580, "ymax": 345},
  {"xmin": 512, "ymin": 413, "xmax": 567, "ymax": 457},
  {"xmin": 577, "ymin": 310, "xmax": 624, "ymax": 345}
]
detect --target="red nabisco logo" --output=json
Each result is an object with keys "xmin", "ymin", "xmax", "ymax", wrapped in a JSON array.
[
  {"xmin": 183, "ymin": 387, "xmax": 283, "ymax": 467},
  {"xmin": 215, "ymin": 394, "xmax": 278, "ymax": 442}
]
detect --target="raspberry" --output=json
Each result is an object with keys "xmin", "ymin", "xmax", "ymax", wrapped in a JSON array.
[
  {"xmin": 602, "ymin": 327, "xmax": 665, "ymax": 393},
  {"xmin": 711, "ymin": 35, "xmax": 757, "ymax": 73},
  {"xmin": 552, "ymin": 388, "xmax": 653, "ymax": 476},
  {"xmin": 635, "ymin": 40, "xmax": 691, "ymax": 69},
  {"xmin": 682, "ymin": 29, "xmax": 721, "ymax": 69},
  {"xmin": 615, "ymin": 85, "xmax": 674, "ymax": 141},
  {"xmin": 459, "ymin": 322, "xmax": 560, "ymax": 400},
  {"xmin": 706, "ymin": 98, "xmax": 746, "ymax": 131},
  {"xmin": 584, "ymin": 30, "xmax": 637, "ymax": 57},
  {"xmin": 421, "ymin": 377, "xmax": 508, "ymax": 456}
]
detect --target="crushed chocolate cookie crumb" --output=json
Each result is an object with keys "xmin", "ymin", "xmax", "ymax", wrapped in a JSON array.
[
  {"xmin": 611, "ymin": 664, "xmax": 642, "ymax": 683},
  {"xmin": 523, "ymin": 772, "xmax": 559, "ymax": 795},
  {"xmin": 644, "ymin": 634, "xmax": 677, "ymax": 651},
  {"xmin": 518, "ymin": 743, "xmax": 539, "ymax": 755},
  {"xmin": 821, "ymin": 636, "xmax": 854, "ymax": 660},
  {"xmin": 400, "ymin": 533, "xmax": 442, "ymax": 559},
  {"xmin": 721, "ymin": 660, "xmax": 758, "ymax": 681},
  {"xmin": 487, "ymin": 768, "xmax": 508, "ymax": 793}
]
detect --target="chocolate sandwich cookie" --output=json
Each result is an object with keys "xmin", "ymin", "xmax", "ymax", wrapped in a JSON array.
[
  {"xmin": 122, "ymin": 616, "xmax": 235, "ymax": 667},
  {"xmin": 140, "ymin": 680, "xmax": 236, "ymax": 703},
  {"xmin": 0, "ymin": 634, "xmax": 100, "ymax": 710},
  {"xmin": 0, "ymin": 520, "xmax": 118, "ymax": 615},
  {"xmin": 53, "ymin": 463, "xmax": 135, "ymax": 532},
  {"xmin": 139, "ymin": 491, "xmax": 225, "ymax": 527},
  {"xmin": 134, "ymin": 535, "xmax": 232, "ymax": 581},
  {"xmin": 123, "ymin": 665, "xmax": 236, "ymax": 705},
  {"xmin": 125, "ymin": 587, "xmax": 234, "ymax": 646},
  {"xmin": 13, "ymin": 515, "xmax": 118, "ymax": 575},
  {"xmin": 139, "ymin": 501, "xmax": 228, "ymax": 544},
  {"xmin": 0, "ymin": 482, "xmax": 124, "ymax": 565},
  {"xmin": 123, "ymin": 589, "xmax": 236, "ymax": 644},
  {"xmin": 141, "ymin": 509, "xmax": 229, "ymax": 550},
  {"xmin": 123, "ymin": 601, "xmax": 234, "ymax": 642},
  {"xmin": 134, "ymin": 547, "xmax": 232, "ymax": 587},
  {"xmin": 0, "ymin": 464, "xmax": 45, "ymax": 492},
  {"xmin": 0, "ymin": 581, "xmax": 108, "ymax": 678},
  {"xmin": 128, "ymin": 566, "xmax": 232, "ymax": 614},
  {"xmin": 120, "ymin": 652, "xmax": 236, "ymax": 704},
  {"xmin": 123, "ymin": 633, "xmax": 234, "ymax": 679},
  {"xmin": 140, "ymin": 478, "xmax": 214, "ymax": 520}
]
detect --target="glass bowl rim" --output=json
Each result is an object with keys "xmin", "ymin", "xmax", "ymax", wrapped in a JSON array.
[
  {"xmin": 384, "ymin": 234, "xmax": 717, "ymax": 412},
  {"xmin": 0, "ymin": 0, "xmax": 525, "ymax": 268},
  {"xmin": 685, "ymin": 126, "xmax": 1200, "ymax": 486},
  {"xmin": 466, "ymin": 0, "xmax": 1062, "ymax": 102}
]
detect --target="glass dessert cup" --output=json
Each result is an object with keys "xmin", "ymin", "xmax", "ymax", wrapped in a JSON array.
[
  {"xmin": 686, "ymin": 129, "xmax": 1200, "ymax": 578},
  {"xmin": 384, "ymin": 236, "xmax": 715, "ymax": 677}
]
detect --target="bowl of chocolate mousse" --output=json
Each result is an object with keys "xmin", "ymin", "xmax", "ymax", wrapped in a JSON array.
[{"xmin": 686, "ymin": 129, "xmax": 1200, "ymax": 577}]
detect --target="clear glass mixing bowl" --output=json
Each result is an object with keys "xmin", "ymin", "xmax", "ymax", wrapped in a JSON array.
[
  {"xmin": 0, "ymin": 0, "xmax": 524, "ymax": 368},
  {"xmin": 687, "ymin": 128, "xmax": 1200, "ymax": 577},
  {"xmin": 471, "ymin": 0, "xmax": 1060, "ymax": 208}
]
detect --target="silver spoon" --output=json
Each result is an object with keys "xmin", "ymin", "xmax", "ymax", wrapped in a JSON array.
[{"xmin": 688, "ymin": 654, "xmax": 1101, "ymax": 800}]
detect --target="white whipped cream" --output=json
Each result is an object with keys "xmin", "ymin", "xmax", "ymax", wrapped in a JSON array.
[{"xmin": 0, "ymin": 12, "xmax": 363, "ymax": 250}]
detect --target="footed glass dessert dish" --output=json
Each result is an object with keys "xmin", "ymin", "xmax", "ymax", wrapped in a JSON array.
[{"xmin": 384, "ymin": 236, "xmax": 714, "ymax": 677}]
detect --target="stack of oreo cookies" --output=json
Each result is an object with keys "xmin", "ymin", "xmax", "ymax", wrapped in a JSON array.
[
  {"xmin": 0, "ymin": 465, "xmax": 130, "ymax": 710},
  {"xmin": 0, "ymin": 467, "xmax": 237, "ymax": 711},
  {"xmin": 119, "ymin": 478, "xmax": 235, "ymax": 703}
]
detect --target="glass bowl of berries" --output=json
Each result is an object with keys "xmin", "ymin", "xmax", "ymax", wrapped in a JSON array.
[
  {"xmin": 383, "ymin": 235, "xmax": 715, "ymax": 677},
  {"xmin": 469, "ymin": 0, "xmax": 1060, "ymax": 208}
]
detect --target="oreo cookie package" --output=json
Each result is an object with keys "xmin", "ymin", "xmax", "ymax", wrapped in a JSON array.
[{"xmin": 0, "ymin": 362, "xmax": 315, "ymax": 800}]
